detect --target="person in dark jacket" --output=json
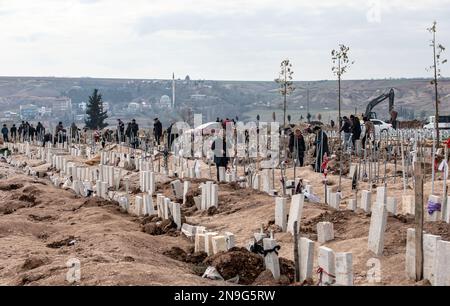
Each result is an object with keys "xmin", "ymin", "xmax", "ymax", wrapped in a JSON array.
[
  {"xmin": 1, "ymin": 124, "xmax": 9, "ymax": 143},
  {"xmin": 36, "ymin": 122, "xmax": 45, "ymax": 141},
  {"xmin": 116, "ymin": 119, "xmax": 125, "ymax": 143},
  {"xmin": 29, "ymin": 124, "xmax": 36, "ymax": 141},
  {"xmin": 289, "ymin": 128, "xmax": 306, "ymax": 167},
  {"xmin": 10, "ymin": 124, "xmax": 17, "ymax": 141},
  {"xmin": 130, "ymin": 119, "xmax": 139, "ymax": 149},
  {"xmin": 312, "ymin": 126, "xmax": 329, "ymax": 173},
  {"xmin": 153, "ymin": 118, "xmax": 163, "ymax": 145},
  {"xmin": 340, "ymin": 116, "xmax": 352, "ymax": 150},
  {"xmin": 350, "ymin": 115, "xmax": 362, "ymax": 150},
  {"xmin": 211, "ymin": 132, "xmax": 229, "ymax": 182}
]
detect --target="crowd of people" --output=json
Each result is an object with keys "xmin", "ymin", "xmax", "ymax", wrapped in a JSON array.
[{"xmin": 1, "ymin": 121, "xmax": 46, "ymax": 143}]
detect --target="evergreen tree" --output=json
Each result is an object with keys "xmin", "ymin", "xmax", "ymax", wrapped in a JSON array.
[{"xmin": 85, "ymin": 89, "xmax": 108, "ymax": 130}]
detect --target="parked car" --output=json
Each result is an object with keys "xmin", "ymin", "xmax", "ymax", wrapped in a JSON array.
[
  {"xmin": 424, "ymin": 116, "xmax": 450, "ymax": 130},
  {"xmin": 361, "ymin": 119, "xmax": 394, "ymax": 137}
]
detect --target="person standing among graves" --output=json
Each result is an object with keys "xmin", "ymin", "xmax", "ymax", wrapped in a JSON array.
[
  {"xmin": 211, "ymin": 130, "xmax": 229, "ymax": 182},
  {"xmin": 10, "ymin": 124, "xmax": 17, "ymax": 142},
  {"xmin": 29, "ymin": 124, "xmax": 36, "ymax": 141},
  {"xmin": 116, "ymin": 119, "xmax": 125, "ymax": 143},
  {"xmin": 362, "ymin": 117, "xmax": 375, "ymax": 148},
  {"xmin": 340, "ymin": 116, "xmax": 352, "ymax": 151},
  {"xmin": 36, "ymin": 122, "xmax": 45, "ymax": 141},
  {"xmin": 350, "ymin": 115, "xmax": 362, "ymax": 151},
  {"xmin": 1, "ymin": 124, "xmax": 9, "ymax": 143},
  {"xmin": 130, "ymin": 119, "xmax": 139, "ymax": 149},
  {"xmin": 153, "ymin": 118, "xmax": 163, "ymax": 146},
  {"xmin": 312, "ymin": 126, "xmax": 329, "ymax": 173},
  {"xmin": 289, "ymin": 128, "xmax": 306, "ymax": 167},
  {"xmin": 54, "ymin": 122, "xmax": 66, "ymax": 144}
]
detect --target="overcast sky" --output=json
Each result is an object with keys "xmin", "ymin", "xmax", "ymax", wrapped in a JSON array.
[{"xmin": 0, "ymin": 0, "xmax": 449, "ymax": 81}]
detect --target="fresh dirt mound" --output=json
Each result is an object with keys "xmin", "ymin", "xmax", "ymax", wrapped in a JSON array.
[
  {"xmin": 81, "ymin": 197, "xmax": 115, "ymax": 208},
  {"xmin": 0, "ymin": 183, "xmax": 24, "ymax": 191},
  {"xmin": 143, "ymin": 218, "xmax": 179, "ymax": 236},
  {"xmin": 203, "ymin": 247, "xmax": 265, "ymax": 285},
  {"xmin": 46, "ymin": 236, "xmax": 77, "ymax": 249},
  {"xmin": 21, "ymin": 256, "xmax": 50, "ymax": 271},
  {"xmin": 424, "ymin": 221, "xmax": 450, "ymax": 241},
  {"xmin": 163, "ymin": 247, "xmax": 208, "ymax": 264}
]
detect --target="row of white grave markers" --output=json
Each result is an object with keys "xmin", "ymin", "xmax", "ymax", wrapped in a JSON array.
[
  {"xmin": 406, "ymin": 228, "xmax": 450, "ymax": 286},
  {"xmin": 198, "ymin": 181, "xmax": 219, "ymax": 210},
  {"xmin": 155, "ymin": 194, "xmax": 182, "ymax": 229},
  {"xmin": 274, "ymin": 195, "xmax": 305, "ymax": 234},
  {"xmin": 195, "ymin": 229, "xmax": 235, "ymax": 256},
  {"xmin": 140, "ymin": 171, "xmax": 156, "ymax": 194}
]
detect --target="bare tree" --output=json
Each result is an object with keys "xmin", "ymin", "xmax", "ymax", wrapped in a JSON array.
[
  {"xmin": 332, "ymin": 44, "xmax": 354, "ymax": 192},
  {"xmin": 275, "ymin": 60, "xmax": 295, "ymax": 128},
  {"xmin": 332, "ymin": 45, "xmax": 354, "ymax": 137},
  {"xmin": 428, "ymin": 21, "xmax": 447, "ymax": 141}
]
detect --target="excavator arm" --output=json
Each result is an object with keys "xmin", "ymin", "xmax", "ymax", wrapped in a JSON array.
[{"xmin": 364, "ymin": 88, "xmax": 395, "ymax": 119}]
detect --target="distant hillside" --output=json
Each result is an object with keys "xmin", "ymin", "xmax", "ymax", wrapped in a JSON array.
[{"xmin": 0, "ymin": 76, "xmax": 448, "ymax": 123}]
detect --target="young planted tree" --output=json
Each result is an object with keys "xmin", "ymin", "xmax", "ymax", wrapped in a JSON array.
[
  {"xmin": 332, "ymin": 45, "xmax": 354, "ymax": 192},
  {"xmin": 428, "ymin": 21, "xmax": 447, "ymax": 141},
  {"xmin": 332, "ymin": 45, "xmax": 354, "ymax": 141},
  {"xmin": 275, "ymin": 60, "xmax": 295, "ymax": 128},
  {"xmin": 85, "ymin": 89, "xmax": 108, "ymax": 130}
]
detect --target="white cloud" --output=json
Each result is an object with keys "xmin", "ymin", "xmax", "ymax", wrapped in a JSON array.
[{"xmin": 0, "ymin": 0, "xmax": 449, "ymax": 80}]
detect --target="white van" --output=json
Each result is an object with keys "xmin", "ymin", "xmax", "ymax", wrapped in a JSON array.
[{"xmin": 424, "ymin": 116, "xmax": 450, "ymax": 130}]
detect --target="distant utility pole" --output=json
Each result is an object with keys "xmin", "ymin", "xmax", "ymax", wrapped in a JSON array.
[{"xmin": 172, "ymin": 73, "xmax": 176, "ymax": 109}]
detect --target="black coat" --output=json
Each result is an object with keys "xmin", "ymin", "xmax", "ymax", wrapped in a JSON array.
[
  {"xmin": 154, "ymin": 121, "xmax": 163, "ymax": 137},
  {"xmin": 211, "ymin": 137, "xmax": 229, "ymax": 168},
  {"xmin": 289, "ymin": 134, "xmax": 306, "ymax": 153}
]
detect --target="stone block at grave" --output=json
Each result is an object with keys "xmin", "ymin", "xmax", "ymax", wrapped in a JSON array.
[
  {"xmin": 348, "ymin": 199, "xmax": 357, "ymax": 211},
  {"xmin": 435, "ymin": 240, "xmax": 450, "ymax": 286},
  {"xmin": 183, "ymin": 181, "xmax": 191, "ymax": 205},
  {"xmin": 376, "ymin": 187, "xmax": 387, "ymax": 205},
  {"xmin": 368, "ymin": 202, "xmax": 388, "ymax": 256},
  {"xmin": 170, "ymin": 180, "xmax": 183, "ymax": 200},
  {"xmin": 318, "ymin": 246, "xmax": 335, "ymax": 286},
  {"xmin": 194, "ymin": 196, "xmax": 202, "ymax": 210},
  {"xmin": 212, "ymin": 236, "xmax": 228, "ymax": 254},
  {"xmin": 205, "ymin": 232, "xmax": 219, "ymax": 256},
  {"xmin": 210, "ymin": 184, "xmax": 219, "ymax": 207},
  {"xmin": 224, "ymin": 232, "xmax": 235, "ymax": 250},
  {"xmin": 330, "ymin": 192, "xmax": 341, "ymax": 210},
  {"xmin": 143, "ymin": 194, "xmax": 155, "ymax": 216},
  {"xmin": 423, "ymin": 234, "xmax": 441, "ymax": 285},
  {"xmin": 172, "ymin": 202, "xmax": 182, "ymax": 230},
  {"xmin": 361, "ymin": 190, "xmax": 371, "ymax": 212},
  {"xmin": 317, "ymin": 222, "xmax": 334, "ymax": 244},
  {"xmin": 402, "ymin": 195, "xmax": 415, "ymax": 215},
  {"xmin": 263, "ymin": 238, "xmax": 280, "ymax": 280},
  {"xmin": 163, "ymin": 197, "xmax": 171, "ymax": 220},
  {"xmin": 181, "ymin": 224, "xmax": 196, "ymax": 239},
  {"xmin": 195, "ymin": 233, "xmax": 206, "ymax": 253},
  {"xmin": 275, "ymin": 197, "xmax": 288, "ymax": 232},
  {"xmin": 405, "ymin": 228, "xmax": 417, "ymax": 279},
  {"xmin": 335, "ymin": 253, "xmax": 353, "ymax": 286},
  {"xmin": 299, "ymin": 237, "xmax": 314, "ymax": 283},
  {"xmin": 287, "ymin": 194, "xmax": 305, "ymax": 235},
  {"xmin": 135, "ymin": 196, "xmax": 143, "ymax": 216},
  {"xmin": 386, "ymin": 197, "xmax": 398, "ymax": 215}
]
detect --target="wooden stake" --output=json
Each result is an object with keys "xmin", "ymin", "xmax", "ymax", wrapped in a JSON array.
[{"xmin": 414, "ymin": 161, "xmax": 424, "ymax": 282}]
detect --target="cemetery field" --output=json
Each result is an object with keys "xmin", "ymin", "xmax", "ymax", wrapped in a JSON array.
[{"xmin": 1, "ymin": 145, "xmax": 449, "ymax": 286}]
